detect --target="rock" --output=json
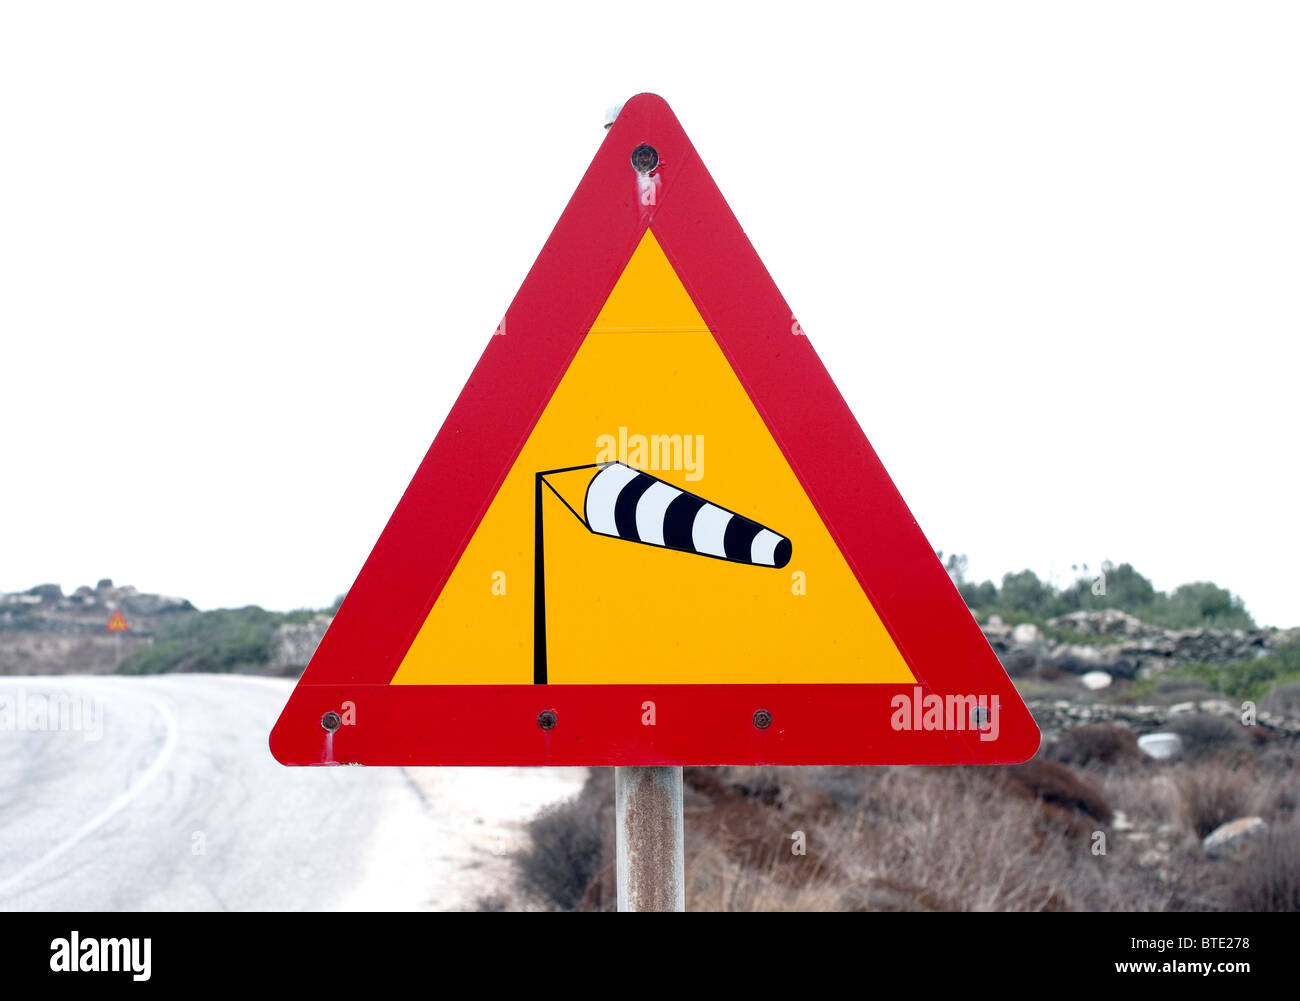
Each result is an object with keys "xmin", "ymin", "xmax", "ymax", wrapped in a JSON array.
[
  {"xmin": 119, "ymin": 592, "xmax": 196, "ymax": 616},
  {"xmin": 1080, "ymin": 671, "xmax": 1112, "ymax": 691},
  {"xmin": 1203, "ymin": 817, "xmax": 1267, "ymax": 859},
  {"xmin": 988, "ymin": 610, "xmax": 1294, "ymax": 682},
  {"xmin": 1011, "ymin": 623, "xmax": 1041, "ymax": 645},
  {"xmin": 1137, "ymin": 732, "xmax": 1183, "ymax": 759},
  {"xmin": 1062, "ymin": 644, "xmax": 1109, "ymax": 667},
  {"xmin": 1112, "ymin": 810, "xmax": 1134, "ymax": 832},
  {"xmin": 25, "ymin": 583, "xmax": 63, "ymax": 602},
  {"xmin": 268, "ymin": 615, "xmax": 332, "ymax": 676},
  {"xmin": 1051, "ymin": 609, "xmax": 1156, "ymax": 640},
  {"xmin": 1168, "ymin": 701, "xmax": 1196, "ymax": 716}
]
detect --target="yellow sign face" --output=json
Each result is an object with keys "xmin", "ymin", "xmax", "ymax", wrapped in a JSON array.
[{"xmin": 392, "ymin": 231, "xmax": 914, "ymax": 687}]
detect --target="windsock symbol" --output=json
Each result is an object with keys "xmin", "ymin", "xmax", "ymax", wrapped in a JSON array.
[{"xmin": 543, "ymin": 461, "xmax": 792, "ymax": 569}]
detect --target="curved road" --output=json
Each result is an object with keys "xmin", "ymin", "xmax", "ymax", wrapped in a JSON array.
[{"xmin": 0, "ymin": 675, "xmax": 584, "ymax": 911}]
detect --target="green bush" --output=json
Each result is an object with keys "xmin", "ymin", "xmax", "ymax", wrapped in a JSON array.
[
  {"xmin": 119, "ymin": 606, "xmax": 320, "ymax": 675},
  {"xmin": 1134, "ymin": 642, "xmax": 1300, "ymax": 703},
  {"xmin": 946, "ymin": 556, "xmax": 1256, "ymax": 631}
]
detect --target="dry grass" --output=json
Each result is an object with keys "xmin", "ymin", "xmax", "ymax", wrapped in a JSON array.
[
  {"xmin": 1167, "ymin": 713, "xmax": 1252, "ymax": 761},
  {"xmin": 1262, "ymin": 680, "xmax": 1300, "ymax": 719},
  {"xmin": 1224, "ymin": 821, "xmax": 1300, "ymax": 911},
  {"xmin": 511, "ymin": 727, "xmax": 1300, "ymax": 912},
  {"xmin": 1048, "ymin": 723, "xmax": 1145, "ymax": 769},
  {"xmin": 514, "ymin": 772, "xmax": 611, "ymax": 910},
  {"xmin": 1176, "ymin": 762, "xmax": 1260, "ymax": 839}
]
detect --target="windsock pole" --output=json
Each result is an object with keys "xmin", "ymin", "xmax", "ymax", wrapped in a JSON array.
[
  {"xmin": 534, "ymin": 471, "xmax": 549, "ymax": 685},
  {"xmin": 536, "ymin": 449, "xmax": 789, "ymax": 911}
]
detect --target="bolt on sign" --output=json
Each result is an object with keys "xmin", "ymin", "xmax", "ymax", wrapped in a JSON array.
[
  {"xmin": 270, "ymin": 94, "xmax": 1040, "ymax": 767},
  {"xmin": 106, "ymin": 611, "xmax": 128, "ymax": 632}
]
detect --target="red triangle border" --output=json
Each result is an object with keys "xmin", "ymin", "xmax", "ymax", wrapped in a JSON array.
[{"xmin": 270, "ymin": 94, "xmax": 1041, "ymax": 766}]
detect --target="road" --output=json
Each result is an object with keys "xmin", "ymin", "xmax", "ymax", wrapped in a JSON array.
[{"xmin": 0, "ymin": 675, "xmax": 585, "ymax": 911}]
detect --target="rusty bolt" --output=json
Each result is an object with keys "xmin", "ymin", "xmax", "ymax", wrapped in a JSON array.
[
  {"xmin": 537, "ymin": 709, "xmax": 558, "ymax": 731},
  {"xmin": 321, "ymin": 711, "xmax": 342, "ymax": 733},
  {"xmin": 752, "ymin": 709, "xmax": 773, "ymax": 730},
  {"xmin": 631, "ymin": 144, "xmax": 659, "ymax": 175}
]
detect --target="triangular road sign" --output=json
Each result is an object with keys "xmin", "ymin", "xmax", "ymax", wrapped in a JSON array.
[
  {"xmin": 270, "ymin": 94, "xmax": 1040, "ymax": 767},
  {"xmin": 106, "ymin": 610, "xmax": 128, "ymax": 632}
]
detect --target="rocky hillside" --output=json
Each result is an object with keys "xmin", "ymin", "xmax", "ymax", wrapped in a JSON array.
[
  {"xmin": 3, "ymin": 581, "xmax": 1295, "ymax": 693},
  {"xmin": 0, "ymin": 580, "xmax": 330, "ymax": 676},
  {"xmin": 0, "ymin": 580, "xmax": 194, "ymax": 674},
  {"xmin": 985, "ymin": 608, "xmax": 1298, "ymax": 682}
]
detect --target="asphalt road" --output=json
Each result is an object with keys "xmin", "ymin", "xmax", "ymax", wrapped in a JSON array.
[{"xmin": 0, "ymin": 675, "xmax": 584, "ymax": 911}]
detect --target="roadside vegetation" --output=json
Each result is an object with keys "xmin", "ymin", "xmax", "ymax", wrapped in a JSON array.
[
  {"xmin": 1127, "ymin": 640, "xmax": 1300, "ymax": 704},
  {"xmin": 118, "ymin": 605, "xmax": 326, "ymax": 674},
  {"xmin": 942, "ymin": 555, "xmax": 1256, "ymax": 632},
  {"xmin": 507, "ymin": 559, "xmax": 1296, "ymax": 913},
  {"xmin": 512, "ymin": 738, "xmax": 1300, "ymax": 912}
]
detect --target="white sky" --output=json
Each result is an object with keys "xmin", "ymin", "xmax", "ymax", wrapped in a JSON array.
[{"xmin": 1, "ymin": 2, "xmax": 1296, "ymax": 626}]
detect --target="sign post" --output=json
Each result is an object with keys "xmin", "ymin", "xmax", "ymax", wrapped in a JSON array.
[{"xmin": 615, "ymin": 766, "xmax": 685, "ymax": 912}]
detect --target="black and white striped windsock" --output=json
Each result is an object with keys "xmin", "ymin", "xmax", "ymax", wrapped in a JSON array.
[{"xmin": 578, "ymin": 462, "xmax": 792, "ymax": 568}]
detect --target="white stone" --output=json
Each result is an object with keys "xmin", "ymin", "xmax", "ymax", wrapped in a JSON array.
[
  {"xmin": 1137, "ymin": 732, "xmax": 1183, "ymax": 759},
  {"xmin": 1080, "ymin": 671, "xmax": 1113, "ymax": 691},
  {"xmin": 1066, "ymin": 644, "xmax": 1106, "ymax": 665},
  {"xmin": 1011, "ymin": 623, "xmax": 1041, "ymax": 645},
  {"xmin": 1203, "ymin": 817, "xmax": 1267, "ymax": 859}
]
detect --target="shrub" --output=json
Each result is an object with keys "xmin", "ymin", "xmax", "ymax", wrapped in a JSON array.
[
  {"xmin": 1148, "ymin": 582, "xmax": 1254, "ymax": 631},
  {"xmin": 118, "ymin": 605, "xmax": 328, "ymax": 674},
  {"xmin": 514, "ymin": 782, "xmax": 609, "ymax": 910},
  {"xmin": 1155, "ymin": 676, "xmax": 1215, "ymax": 696},
  {"xmin": 1176, "ymin": 764, "xmax": 1256, "ymax": 839},
  {"xmin": 1167, "ymin": 714, "xmax": 1250, "ymax": 760},
  {"xmin": 1130, "ymin": 676, "xmax": 1218, "ymax": 707},
  {"xmin": 1158, "ymin": 642, "xmax": 1300, "ymax": 703},
  {"xmin": 119, "ymin": 607, "xmax": 276, "ymax": 674},
  {"xmin": 955, "ymin": 558, "xmax": 1256, "ymax": 630},
  {"xmin": 1002, "ymin": 759, "xmax": 1112, "ymax": 823},
  {"xmin": 1223, "ymin": 823, "xmax": 1300, "ymax": 911},
  {"xmin": 1261, "ymin": 679, "xmax": 1300, "ymax": 720},
  {"xmin": 1049, "ymin": 724, "xmax": 1142, "ymax": 769}
]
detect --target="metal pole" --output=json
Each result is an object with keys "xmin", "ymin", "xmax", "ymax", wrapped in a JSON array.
[{"xmin": 615, "ymin": 765, "xmax": 685, "ymax": 912}]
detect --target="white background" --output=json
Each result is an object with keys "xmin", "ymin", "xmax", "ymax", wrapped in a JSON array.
[{"xmin": 1, "ymin": 2, "xmax": 1296, "ymax": 624}]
